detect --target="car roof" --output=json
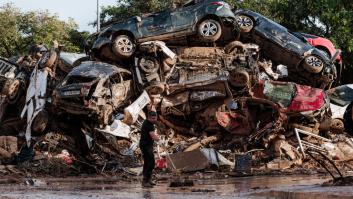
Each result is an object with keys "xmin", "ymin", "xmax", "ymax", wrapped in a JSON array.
[
  {"xmin": 60, "ymin": 52, "xmax": 87, "ymax": 67},
  {"xmin": 68, "ymin": 61, "xmax": 130, "ymax": 78}
]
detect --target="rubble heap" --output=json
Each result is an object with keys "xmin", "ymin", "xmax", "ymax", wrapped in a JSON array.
[{"xmin": 0, "ymin": 5, "xmax": 352, "ymax": 179}]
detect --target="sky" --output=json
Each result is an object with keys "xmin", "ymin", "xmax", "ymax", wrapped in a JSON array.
[{"xmin": 0, "ymin": 0, "xmax": 118, "ymax": 32}]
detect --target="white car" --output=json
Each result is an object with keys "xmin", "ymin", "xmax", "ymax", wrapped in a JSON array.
[{"xmin": 327, "ymin": 84, "xmax": 353, "ymax": 135}]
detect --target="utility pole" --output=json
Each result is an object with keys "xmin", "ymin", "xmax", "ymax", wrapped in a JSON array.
[{"xmin": 97, "ymin": 0, "xmax": 100, "ymax": 32}]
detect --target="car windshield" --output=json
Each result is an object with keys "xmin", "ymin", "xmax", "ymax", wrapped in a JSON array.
[
  {"xmin": 66, "ymin": 76, "xmax": 96, "ymax": 85},
  {"xmin": 327, "ymin": 85, "xmax": 353, "ymax": 107},
  {"xmin": 291, "ymin": 32, "xmax": 308, "ymax": 43}
]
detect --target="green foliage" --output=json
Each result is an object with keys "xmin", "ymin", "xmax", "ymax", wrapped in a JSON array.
[
  {"xmin": 0, "ymin": 3, "xmax": 86, "ymax": 57},
  {"xmin": 100, "ymin": 0, "xmax": 175, "ymax": 26}
]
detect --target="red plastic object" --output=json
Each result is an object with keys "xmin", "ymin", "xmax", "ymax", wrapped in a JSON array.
[
  {"xmin": 288, "ymin": 84, "xmax": 325, "ymax": 112},
  {"xmin": 156, "ymin": 158, "xmax": 167, "ymax": 169}
]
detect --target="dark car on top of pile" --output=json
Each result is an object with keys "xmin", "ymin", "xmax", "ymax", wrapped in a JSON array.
[
  {"xmin": 53, "ymin": 61, "xmax": 133, "ymax": 125},
  {"xmin": 233, "ymin": 9, "xmax": 337, "ymax": 89},
  {"xmin": 92, "ymin": 0, "xmax": 236, "ymax": 60}
]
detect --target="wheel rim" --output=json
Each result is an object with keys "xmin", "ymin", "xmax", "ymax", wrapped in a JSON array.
[
  {"xmin": 200, "ymin": 21, "xmax": 218, "ymax": 37},
  {"xmin": 306, "ymin": 56, "xmax": 323, "ymax": 68},
  {"xmin": 116, "ymin": 37, "xmax": 133, "ymax": 53},
  {"xmin": 236, "ymin": 16, "xmax": 253, "ymax": 29}
]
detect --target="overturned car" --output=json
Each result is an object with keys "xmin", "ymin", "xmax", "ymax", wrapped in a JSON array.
[
  {"xmin": 234, "ymin": 9, "xmax": 337, "ymax": 89},
  {"xmin": 92, "ymin": 0, "xmax": 236, "ymax": 60},
  {"xmin": 53, "ymin": 61, "xmax": 133, "ymax": 125}
]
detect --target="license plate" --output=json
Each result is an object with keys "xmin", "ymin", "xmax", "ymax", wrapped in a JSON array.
[{"xmin": 62, "ymin": 90, "xmax": 80, "ymax": 96}]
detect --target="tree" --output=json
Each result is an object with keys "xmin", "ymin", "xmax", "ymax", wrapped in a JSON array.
[
  {"xmin": 0, "ymin": 3, "xmax": 86, "ymax": 57},
  {"xmin": 100, "ymin": 0, "xmax": 173, "ymax": 26}
]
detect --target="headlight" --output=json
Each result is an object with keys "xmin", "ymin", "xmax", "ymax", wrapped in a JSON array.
[{"xmin": 4, "ymin": 72, "xmax": 15, "ymax": 79}]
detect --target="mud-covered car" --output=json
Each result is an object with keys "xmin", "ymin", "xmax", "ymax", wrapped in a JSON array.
[
  {"xmin": 327, "ymin": 84, "xmax": 353, "ymax": 135},
  {"xmin": 295, "ymin": 33, "xmax": 341, "ymax": 64},
  {"xmin": 0, "ymin": 58, "xmax": 24, "ymax": 103},
  {"xmin": 92, "ymin": 0, "xmax": 235, "ymax": 60},
  {"xmin": 133, "ymin": 40, "xmax": 260, "ymax": 96},
  {"xmin": 251, "ymin": 80, "xmax": 330, "ymax": 134},
  {"xmin": 233, "ymin": 10, "xmax": 336, "ymax": 88},
  {"xmin": 53, "ymin": 61, "xmax": 133, "ymax": 125},
  {"xmin": 175, "ymin": 41, "xmax": 260, "ymax": 89}
]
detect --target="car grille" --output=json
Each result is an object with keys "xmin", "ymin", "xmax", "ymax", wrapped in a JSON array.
[{"xmin": 0, "ymin": 59, "xmax": 16, "ymax": 76}]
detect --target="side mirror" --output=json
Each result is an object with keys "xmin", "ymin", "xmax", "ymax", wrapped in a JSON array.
[{"xmin": 135, "ymin": 16, "xmax": 142, "ymax": 22}]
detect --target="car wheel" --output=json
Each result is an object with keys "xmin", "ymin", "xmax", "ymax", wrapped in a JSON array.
[
  {"xmin": 145, "ymin": 82, "xmax": 165, "ymax": 96},
  {"xmin": 235, "ymin": 15, "xmax": 254, "ymax": 33},
  {"xmin": 330, "ymin": 118, "xmax": 345, "ymax": 133},
  {"xmin": 112, "ymin": 35, "xmax": 135, "ymax": 59},
  {"xmin": 229, "ymin": 69, "xmax": 250, "ymax": 87},
  {"xmin": 225, "ymin": 41, "xmax": 245, "ymax": 54},
  {"xmin": 302, "ymin": 55, "xmax": 324, "ymax": 73},
  {"xmin": 197, "ymin": 19, "xmax": 222, "ymax": 42},
  {"xmin": 138, "ymin": 56, "xmax": 160, "ymax": 74},
  {"xmin": 2, "ymin": 79, "xmax": 21, "ymax": 103}
]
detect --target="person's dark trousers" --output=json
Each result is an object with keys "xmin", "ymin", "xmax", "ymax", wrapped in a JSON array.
[{"xmin": 140, "ymin": 144, "xmax": 155, "ymax": 182}]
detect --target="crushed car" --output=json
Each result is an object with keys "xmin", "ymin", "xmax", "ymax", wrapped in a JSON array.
[
  {"xmin": 53, "ymin": 61, "xmax": 133, "ymax": 125},
  {"xmin": 251, "ymin": 80, "xmax": 331, "ymax": 134},
  {"xmin": 233, "ymin": 9, "xmax": 337, "ymax": 89},
  {"xmin": 92, "ymin": 0, "xmax": 236, "ymax": 60},
  {"xmin": 326, "ymin": 84, "xmax": 353, "ymax": 135}
]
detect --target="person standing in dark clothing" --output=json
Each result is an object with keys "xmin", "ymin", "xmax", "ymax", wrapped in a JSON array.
[{"xmin": 140, "ymin": 105, "xmax": 161, "ymax": 188}]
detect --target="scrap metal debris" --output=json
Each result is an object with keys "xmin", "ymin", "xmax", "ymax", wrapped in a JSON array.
[{"xmin": 0, "ymin": 4, "xmax": 351, "ymax": 180}]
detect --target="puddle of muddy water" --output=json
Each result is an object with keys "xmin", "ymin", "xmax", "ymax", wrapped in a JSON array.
[{"xmin": 0, "ymin": 175, "xmax": 352, "ymax": 199}]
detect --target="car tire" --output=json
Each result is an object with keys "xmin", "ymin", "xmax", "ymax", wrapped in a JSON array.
[
  {"xmin": 225, "ymin": 41, "xmax": 245, "ymax": 54},
  {"xmin": 330, "ymin": 118, "xmax": 345, "ymax": 134},
  {"xmin": 145, "ymin": 82, "xmax": 165, "ymax": 96},
  {"xmin": 138, "ymin": 56, "xmax": 160, "ymax": 74},
  {"xmin": 235, "ymin": 15, "xmax": 254, "ymax": 33},
  {"xmin": 229, "ymin": 69, "xmax": 250, "ymax": 87},
  {"xmin": 2, "ymin": 79, "xmax": 21, "ymax": 103},
  {"xmin": 302, "ymin": 55, "xmax": 324, "ymax": 73},
  {"xmin": 112, "ymin": 35, "xmax": 135, "ymax": 59},
  {"xmin": 197, "ymin": 19, "xmax": 222, "ymax": 42}
]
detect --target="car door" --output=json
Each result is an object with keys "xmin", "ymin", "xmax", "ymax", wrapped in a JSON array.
[
  {"xmin": 170, "ymin": 0, "xmax": 200, "ymax": 31},
  {"xmin": 139, "ymin": 10, "xmax": 173, "ymax": 38}
]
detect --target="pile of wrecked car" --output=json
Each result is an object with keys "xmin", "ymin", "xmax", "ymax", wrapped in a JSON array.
[{"xmin": 0, "ymin": 0, "xmax": 351, "ymax": 179}]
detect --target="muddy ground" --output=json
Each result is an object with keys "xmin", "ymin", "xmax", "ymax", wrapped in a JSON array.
[{"xmin": 0, "ymin": 174, "xmax": 352, "ymax": 199}]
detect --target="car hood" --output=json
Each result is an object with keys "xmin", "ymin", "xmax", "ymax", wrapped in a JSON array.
[
  {"xmin": 327, "ymin": 84, "xmax": 353, "ymax": 107},
  {"xmin": 68, "ymin": 61, "xmax": 130, "ymax": 78},
  {"xmin": 60, "ymin": 52, "xmax": 87, "ymax": 67}
]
